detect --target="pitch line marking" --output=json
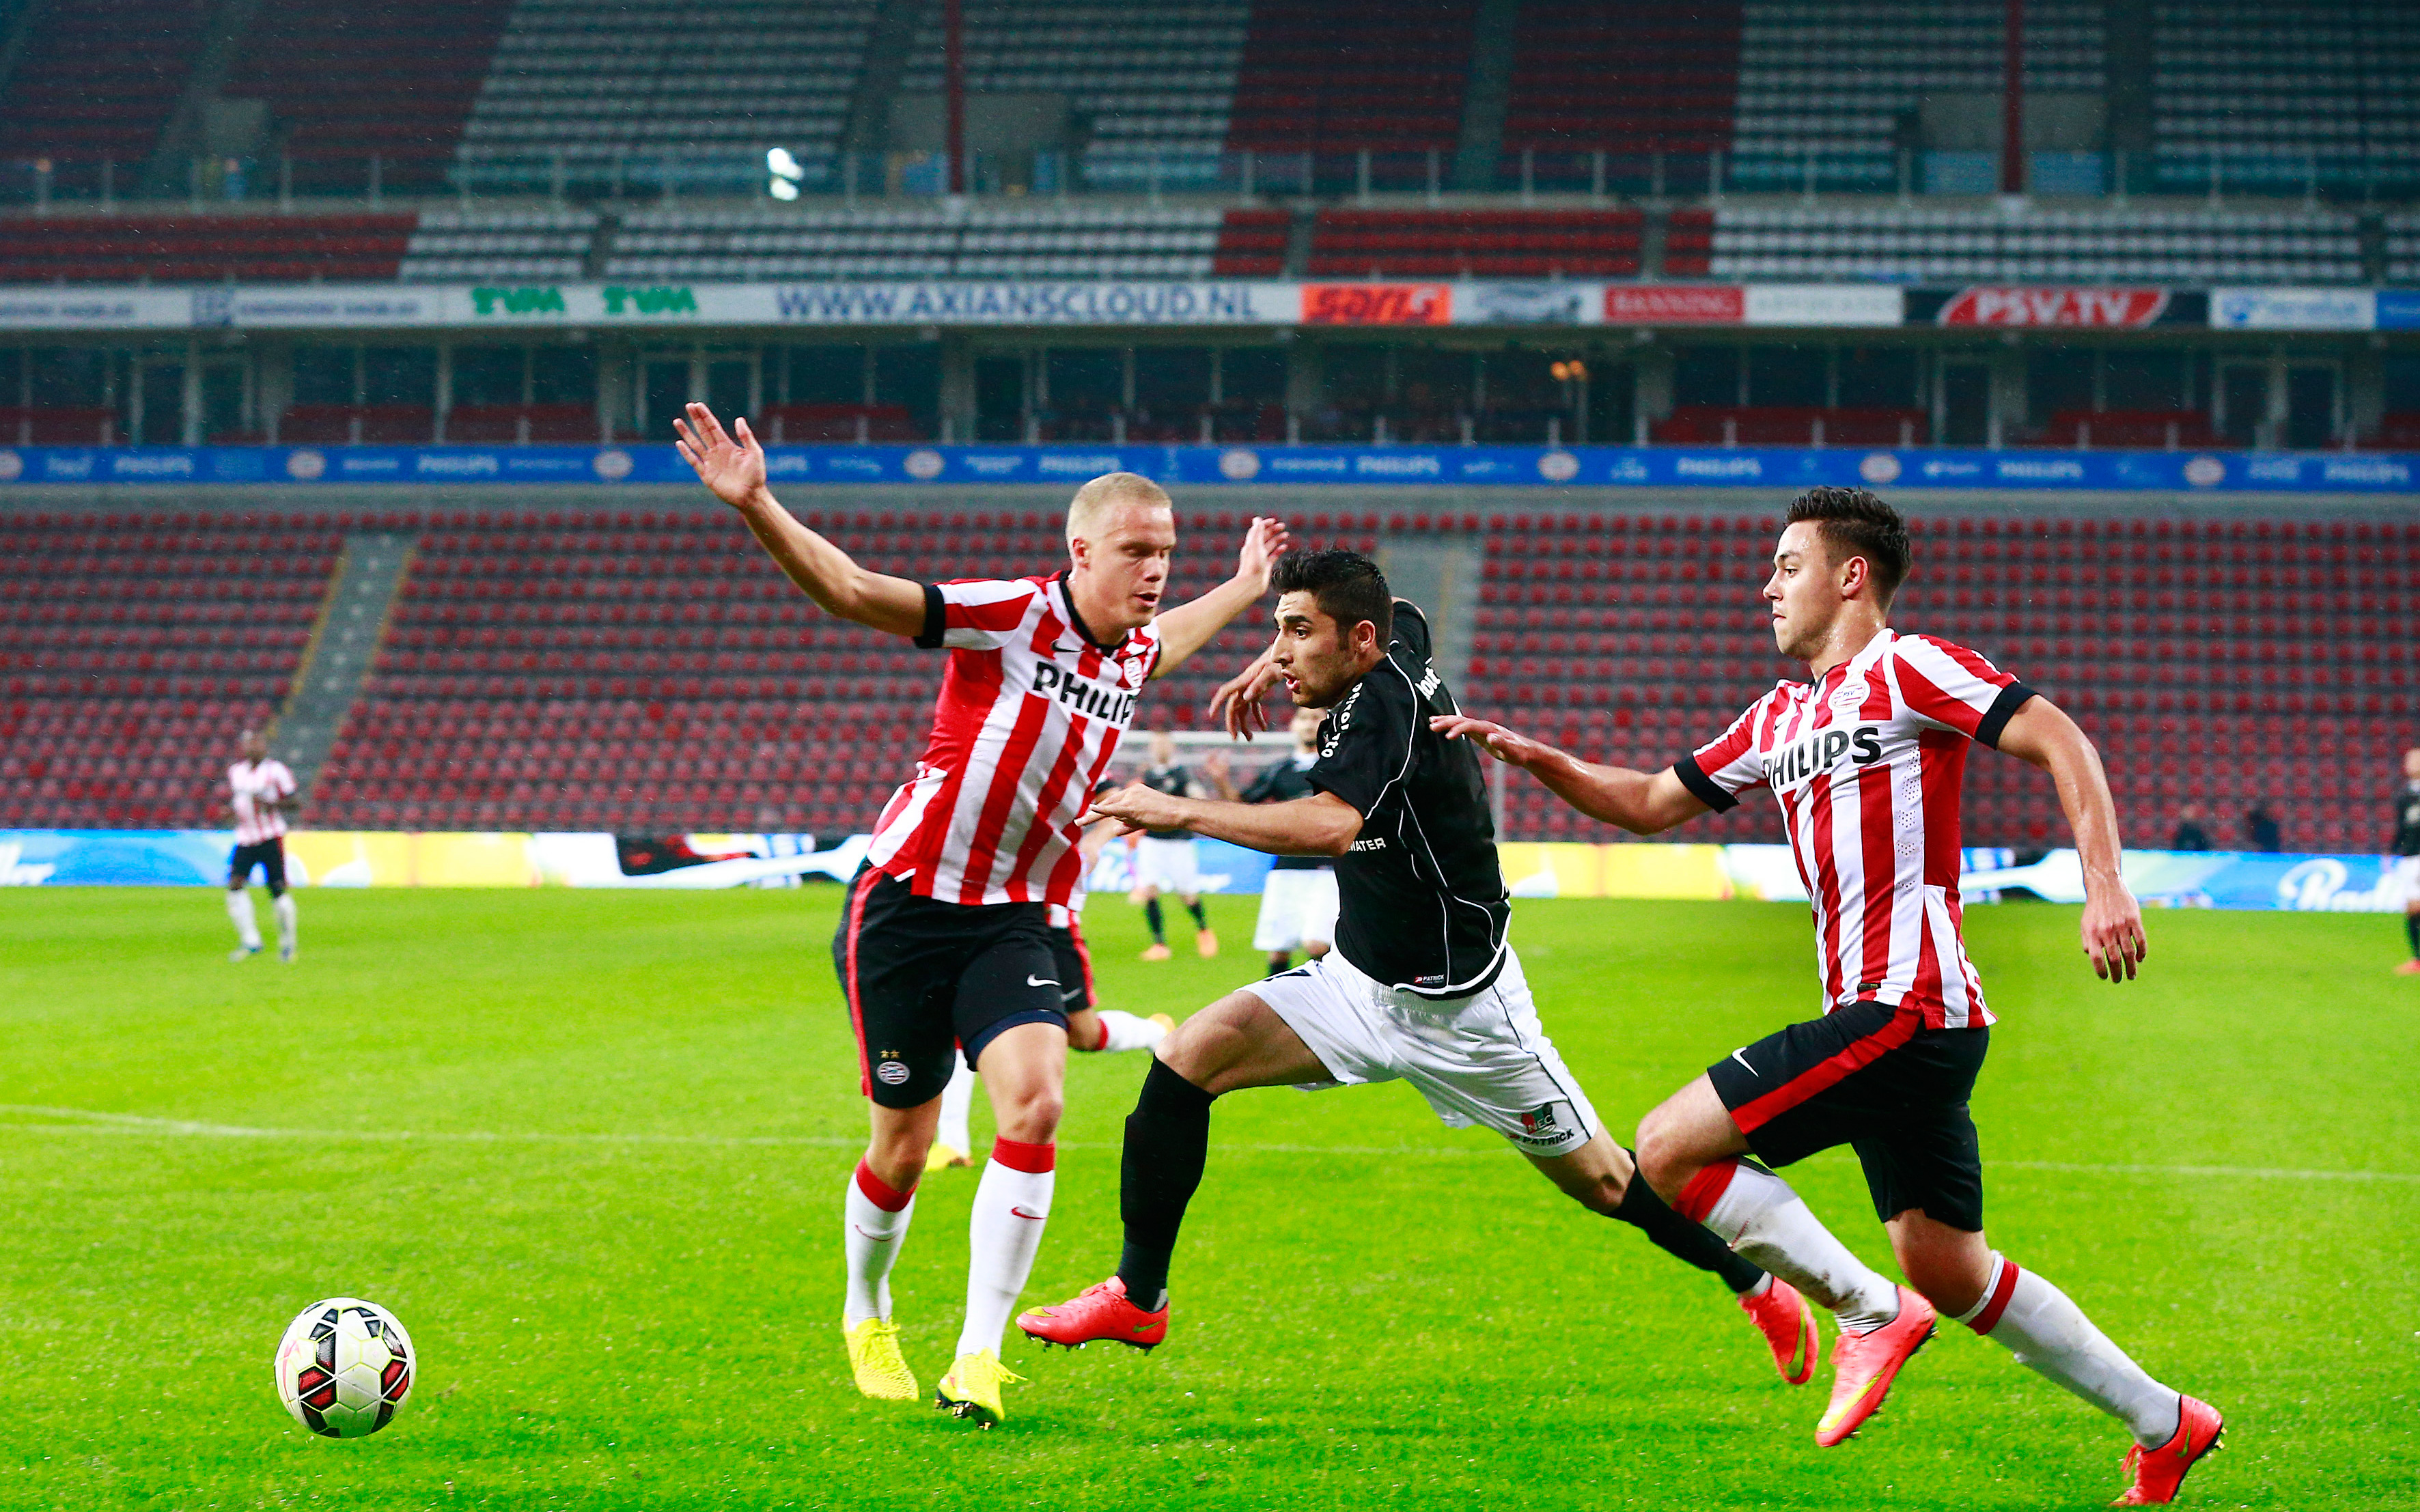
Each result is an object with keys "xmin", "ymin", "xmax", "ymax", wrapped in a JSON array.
[{"xmin": 0, "ymin": 1104, "xmax": 2412, "ymax": 1186}]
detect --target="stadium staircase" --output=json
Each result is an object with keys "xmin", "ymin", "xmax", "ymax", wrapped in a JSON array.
[
  {"xmin": 271, "ymin": 531, "xmax": 415, "ymax": 797},
  {"xmin": 0, "ymin": 510, "xmax": 344, "ymax": 829}
]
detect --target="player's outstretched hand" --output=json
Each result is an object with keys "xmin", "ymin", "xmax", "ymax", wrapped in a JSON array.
[
  {"xmin": 674, "ymin": 402, "xmax": 767, "ymax": 509},
  {"xmin": 1429, "ymin": 714, "xmax": 1543, "ymax": 768},
  {"xmin": 1208, "ymin": 646, "xmax": 1283, "ymax": 740},
  {"xmin": 2080, "ymin": 885, "xmax": 2147, "ymax": 983},
  {"xmin": 1235, "ymin": 516, "xmax": 1291, "ymax": 589},
  {"xmin": 1081, "ymin": 781, "xmax": 1173, "ymax": 838}
]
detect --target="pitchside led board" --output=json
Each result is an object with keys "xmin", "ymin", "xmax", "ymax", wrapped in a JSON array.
[
  {"xmin": 3, "ymin": 277, "xmax": 2417, "ymax": 333},
  {"xmin": 0, "ymin": 830, "xmax": 2403, "ymax": 914}
]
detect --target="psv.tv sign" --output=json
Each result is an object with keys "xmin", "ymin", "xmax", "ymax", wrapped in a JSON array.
[
  {"xmin": 1938, "ymin": 287, "xmax": 2171, "ymax": 328},
  {"xmin": 1301, "ymin": 284, "xmax": 1453, "ymax": 325}
]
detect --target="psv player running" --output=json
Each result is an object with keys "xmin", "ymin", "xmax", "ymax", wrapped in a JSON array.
[
  {"xmin": 1018, "ymin": 551, "xmax": 1820, "ymax": 1386},
  {"xmin": 676, "ymin": 402, "xmax": 1285, "ymax": 1427},
  {"xmin": 1432, "ymin": 489, "xmax": 2221, "ymax": 1505}
]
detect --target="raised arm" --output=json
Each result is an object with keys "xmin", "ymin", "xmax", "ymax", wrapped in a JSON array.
[
  {"xmin": 1994, "ymin": 697, "xmax": 2147, "ymax": 983},
  {"xmin": 1086, "ymin": 783, "xmax": 1363, "ymax": 858},
  {"xmin": 674, "ymin": 402, "xmax": 927, "ymax": 638},
  {"xmin": 1428, "ymin": 715, "xmax": 1709, "ymax": 835},
  {"xmin": 1149, "ymin": 517, "xmax": 1289, "ymax": 678}
]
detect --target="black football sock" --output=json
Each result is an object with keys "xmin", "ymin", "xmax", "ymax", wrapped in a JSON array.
[
  {"xmin": 1116, "ymin": 1057, "xmax": 1214, "ymax": 1311},
  {"xmin": 2406, "ymin": 912, "xmax": 2419, "ymax": 959},
  {"xmin": 1183, "ymin": 897, "xmax": 1209, "ymax": 931},
  {"xmin": 1143, "ymin": 896, "xmax": 1165, "ymax": 944},
  {"xmin": 1611, "ymin": 1147, "xmax": 1768, "ymax": 1294}
]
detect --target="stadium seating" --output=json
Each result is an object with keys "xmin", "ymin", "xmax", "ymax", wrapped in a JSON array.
[
  {"xmin": 1498, "ymin": 0, "xmax": 1740, "ymax": 166},
  {"xmin": 603, "ymin": 205, "xmax": 1225, "ymax": 281},
  {"xmin": 0, "ymin": 0, "xmax": 208, "ymax": 176},
  {"xmin": 0, "ymin": 407, "xmax": 118, "ymax": 445},
  {"xmin": 1307, "ymin": 210, "xmax": 1645, "ymax": 279},
  {"xmin": 1225, "ymin": 0, "xmax": 1476, "ymax": 173},
  {"xmin": 309, "ymin": 509, "xmax": 1373, "ymax": 836},
  {"xmin": 398, "ymin": 208, "xmax": 599, "ymax": 281},
  {"xmin": 1706, "ymin": 206, "xmax": 2364, "ymax": 283},
  {"xmin": 1462, "ymin": 512, "xmax": 2419, "ymax": 851},
  {"xmin": 1650, "ymin": 406, "xmax": 1930, "ymax": 447},
  {"xmin": 0, "ymin": 214, "xmax": 415, "ymax": 283},
  {"xmin": 2384, "ymin": 212, "xmax": 2420, "ymax": 285},
  {"xmin": 2152, "ymin": 1, "xmax": 2420, "ymax": 193},
  {"xmin": 2025, "ymin": 408, "xmax": 2221, "ymax": 450},
  {"xmin": 1728, "ymin": 0, "xmax": 2105, "ymax": 188},
  {"xmin": 454, "ymin": 0, "xmax": 876, "ymax": 190},
  {"xmin": 0, "ymin": 512, "xmax": 341, "ymax": 829},
  {"xmin": 898, "ymin": 0, "xmax": 1251, "ymax": 191},
  {"xmin": 1212, "ymin": 208, "xmax": 1290, "ymax": 276},
  {"xmin": 219, "ymin": 0, "xmax": 514, "ymax": 193}
]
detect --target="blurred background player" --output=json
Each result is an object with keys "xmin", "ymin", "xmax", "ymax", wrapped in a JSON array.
[
  {"xmin": 1206, "ymin": 708, "xmax": 1337, "ymax": 974},
  {"xmin": 930, "ymin": 784, "xmax": 1176, "ymax": 1171},
  {"xmin": 1438, "ymin": 489, "xmax": 2219, "ymax": 1505},
  {"xmin": 2393, "ymin": 748, "xmax": 2420, "ymax": 975},
  {"xmin": 678, "ymin": 399, "xmax": 1284, "ymax": 1429},
  {"xmin": 224, "ymin": 729, "xmax": 298, "ymax": 964},
  {"xmin": 1131, "ymin": 729, "xmax": 1216, "ymax": 960}
]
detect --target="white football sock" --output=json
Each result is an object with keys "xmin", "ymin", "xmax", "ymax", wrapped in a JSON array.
[
  {"xmin": 225, "ymin": 890, "xmax": 261, "ymax": 949},
  {"xmin": 273, "ymin": 895, "xmax": 298, "ymax": 953},
  {"xmin": 1680, "ymin": 1158, "xmax": 1900, "ymax": 1332},
  {"xmin": 844, "ymin": 1162, "xmax": 917, "ymax": 1325},
  {"xmin": 1956, "ymin": 1255, "xmax": 2182, "ymax": 1448},
  {"xmin": 936, "ymin": 1050, "xmax": 975, "ymax": 1156},
  {"xmin": 956, "ymin": 1138, "xmax": 1054, "ymax": 1358},
  {"xmin": 1094, "ymin": 1009, "xmax": 1167, "ymax": 1053}
]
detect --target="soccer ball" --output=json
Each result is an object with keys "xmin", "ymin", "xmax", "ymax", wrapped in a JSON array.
[{"xmin": 274, "ymin": 1298, "xmax": 415, "ymax": 1438}]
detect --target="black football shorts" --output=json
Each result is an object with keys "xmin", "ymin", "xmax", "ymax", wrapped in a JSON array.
[
  {"xmin": 1706, "ymin": 998, "xmax": 1990, "ymax": 1233},
  {"xmin": 831, "ymin": 867, "xmax": 1068, "ymax": 1108},
  {"xmin": 228, "ymin": 838, "xmax": 288, "ymax": 895}
]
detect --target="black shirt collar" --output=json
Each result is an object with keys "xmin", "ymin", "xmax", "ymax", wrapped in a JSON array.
[{"xmin": 1051, "ymin": 571, "xmax": 1122, "ymax": 652}]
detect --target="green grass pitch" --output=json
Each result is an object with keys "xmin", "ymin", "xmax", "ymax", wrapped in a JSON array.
[{"xmin": 1, "ymin": 886, "xmax": 2415, "ymax": 1510}]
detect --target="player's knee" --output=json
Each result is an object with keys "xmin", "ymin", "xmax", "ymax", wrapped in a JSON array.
[
  {"xmin": 994, "ymin": 1087, "xmax": 1064, "ymax": 1143},
  {"xmin": 1632, "ymin": 1117, "xmax": 1688, "ymax": 1198}
]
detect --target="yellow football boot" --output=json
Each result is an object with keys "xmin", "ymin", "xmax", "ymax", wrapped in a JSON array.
[
  {"xmin": 844, "ymin": 1317, "xmax": 918, "ymax": 1402},
  {"xmin": 934, "ymin": 1348, "xmax": 1025, "ymax": 1427}
]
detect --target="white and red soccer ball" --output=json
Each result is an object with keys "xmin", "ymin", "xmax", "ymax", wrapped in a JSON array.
[{"xmin": 274, "ymin": 1298, "xmax": 415, "ymax": 1438}]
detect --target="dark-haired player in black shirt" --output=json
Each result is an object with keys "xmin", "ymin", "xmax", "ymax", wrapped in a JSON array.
[
  {"xmin": 1016, "ymin": 550, "xmax": 1818, "ymax": 1388},
  {"xmin": 2393, "ymin": 747, "xmax": 2420, "ymax": 977}
]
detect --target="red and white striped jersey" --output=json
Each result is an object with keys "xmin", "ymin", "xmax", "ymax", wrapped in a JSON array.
[
  {"xmin": 867, "ymin": 573, "xmax": 1162, "ymax": 908},
  {"xmin": 228, "ymin": 758, "xmax": 297, "ymax": 845},
  {"xmin": 1677, "ymin": 630, "xmax": 2036, "ymax": 1028}
]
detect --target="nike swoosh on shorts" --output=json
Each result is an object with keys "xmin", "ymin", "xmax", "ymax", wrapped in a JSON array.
[
  {"xmin": 1027, "ymin": 975, "xmax": 1059, "ymax": 988},
  {"xmin": 1729, "ymin": 1048, "xmax": 1756, "ymax": 1076}
]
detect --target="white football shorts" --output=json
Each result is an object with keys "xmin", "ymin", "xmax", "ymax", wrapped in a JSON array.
[
  {"xmin": 1133, "ymin": 835, "xmax": 1201, "ymax": 894},
  {"xmin": 1253, "ymin": 866, "xmax": 1339, "ymax": 953},
  {"xmin": 1247, "ymin": 945, "xmax": 1598, "ymax": 1158},
  {"xmin": 2395, "ymin": 855, "xmax": 2420, "ymax": 906}
]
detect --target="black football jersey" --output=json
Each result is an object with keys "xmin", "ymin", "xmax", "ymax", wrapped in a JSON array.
[
  {"xmin": 1305, "ymin": 601, "xmax": 1510, "ymax": 996},
  {"xmin": 1139, "ymin": 761, "xmax": 1201, "ymax": 840},
  {"xmin": 2395, "ymin": 783, "xmax": 2420, "ymax": 858}
]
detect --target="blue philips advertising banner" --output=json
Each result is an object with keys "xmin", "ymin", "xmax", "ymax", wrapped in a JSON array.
[{"xmin": 0, "ymin": 443, "xmax": 2414, "ymax": 493}]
